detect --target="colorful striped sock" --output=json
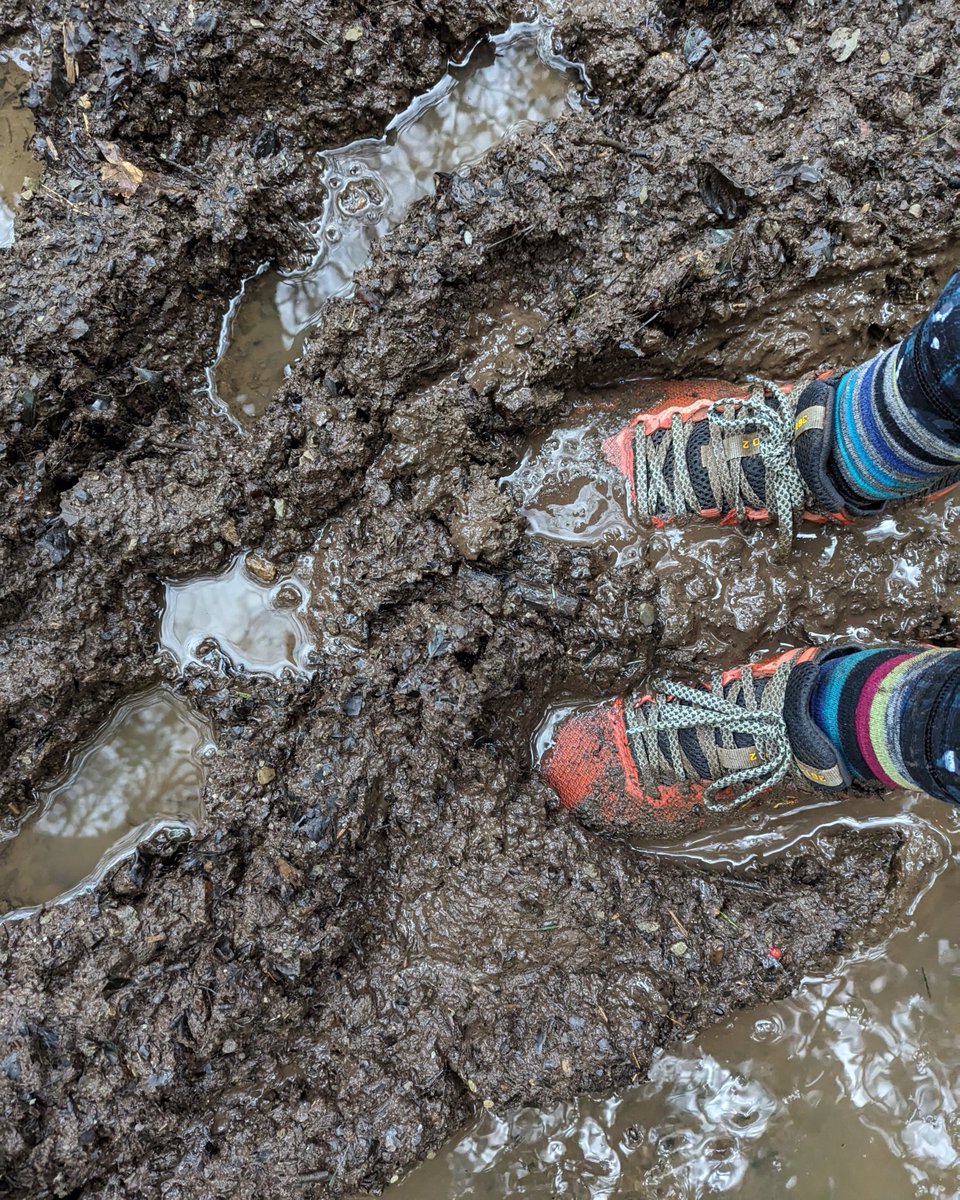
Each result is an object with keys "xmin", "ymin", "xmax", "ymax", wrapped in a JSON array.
[
  {"xmin": 829, "ymin": 271, "xmax": 960, "ymax": 508},
  {"xmin": 812, "ymin": 647, "xmax": 960, "ymax": 804}
]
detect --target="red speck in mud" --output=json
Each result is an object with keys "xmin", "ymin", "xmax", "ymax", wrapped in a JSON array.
[{"xmin": 768, "ymin": 946, "xmax": 783, "ymax": 961}]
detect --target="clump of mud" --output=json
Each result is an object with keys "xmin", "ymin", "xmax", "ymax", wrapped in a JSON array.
[{"xmin": 1, "ymin": 0, "xmax": 959, "ymax": 1196}]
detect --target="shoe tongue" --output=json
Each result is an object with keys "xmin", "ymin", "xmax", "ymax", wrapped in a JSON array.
[
  {"xmin": 782, "ymin": 657, "xmax": 850, "ymax": 790},
  {"xmin": 793, "ymin": 377, "xmax": 881, "ymax": 518}
]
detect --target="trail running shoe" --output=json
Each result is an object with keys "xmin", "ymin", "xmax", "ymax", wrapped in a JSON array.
[
  {"xmin": 600, "ymin": 373, "xmax": 958, "ymax": 555},
  {"xmin": 600, "ymin": 374, "xmax": 858, "ymax": 555},
  {"xmin": 541, "ymin": 645, "xmax": 855, "ymax": 840}
]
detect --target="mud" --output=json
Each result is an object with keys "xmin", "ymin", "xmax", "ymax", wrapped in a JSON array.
[
  {"xmin": 392, "ymin": 796, "xmax": 960, "ymax": 1199},
  {"xmin": 210, "ymin": 23, "xmax": 585, "ymax": 424},
  {"xmin": 1, "ymin": 0, "xmax": 959, "ymax": 1197}
]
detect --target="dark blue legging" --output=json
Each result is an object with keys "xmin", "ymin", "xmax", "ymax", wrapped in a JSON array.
[{"xmin": 897, "ymin": 270, "xmax": 960, "ymax": 439}]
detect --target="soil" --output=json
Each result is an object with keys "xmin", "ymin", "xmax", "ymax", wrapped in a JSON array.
[{"xmin": 0, "ymin": 0, "xmax": 958, "ymax": 1197}]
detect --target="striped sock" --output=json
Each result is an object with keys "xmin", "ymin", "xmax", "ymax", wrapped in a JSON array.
[
  {"xmin": 812, "ymin": 647, "xmax": 960, "ymax": 804},
  {"xmin": 829, "ymin": 272, "xmax": 960, "ymax": 508}
]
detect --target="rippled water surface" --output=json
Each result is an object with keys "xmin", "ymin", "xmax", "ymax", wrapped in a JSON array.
[{"xmin": 393, "ymin": 795, "xmax": 960, "ymax": 1198}]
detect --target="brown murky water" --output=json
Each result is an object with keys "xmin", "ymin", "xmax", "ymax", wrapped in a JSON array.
[
  {"xmin": 160, "ymin": 552, "xmax": 316, "ymax": 677},
  {"xmin": 0, "ymin": 48, "xmax": 38, "ymax": 249},
  {"xmin": 0, "ymin": 688, "xmax": 211, "ymax": 917},
  {"xmin": 392, "ymin": 795, "xmax": 960, "ymax": 1199},
  {"xmin": 208, "ymin": 22, "xmax": 585, "ymax": 424}
]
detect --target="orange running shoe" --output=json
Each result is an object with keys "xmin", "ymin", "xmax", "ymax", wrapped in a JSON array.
[
  {"xmin": 599, "ymin": 374, "xmax": 858, "ymax": 553},
  {"xmin": 541, "ymin": 646, "xmax": 852, "ymax": 840}
]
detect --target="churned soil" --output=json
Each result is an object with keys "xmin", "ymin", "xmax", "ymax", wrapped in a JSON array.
[{"xmin": 1, "ymin": 0, "xmax": 958, "ymax": 1195}]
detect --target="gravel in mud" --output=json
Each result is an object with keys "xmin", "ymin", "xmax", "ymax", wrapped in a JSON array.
[{"xmin": 1, "ymin": 0, "xmax": 958, "ymax": 1196}]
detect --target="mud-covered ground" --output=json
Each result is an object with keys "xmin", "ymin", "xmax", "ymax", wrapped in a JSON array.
[{"xmin": 1, "ymin": 0, "xmax": 959, "ymax": 1196}]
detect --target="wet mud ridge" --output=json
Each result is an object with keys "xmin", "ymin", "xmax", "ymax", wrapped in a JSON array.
[{"xmin": 0, "ymin": 0, "xmax": 958, "ymax": 1195}]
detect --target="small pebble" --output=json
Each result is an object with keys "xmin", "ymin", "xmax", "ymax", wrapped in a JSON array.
[
  {"xmin": 223, "ymin": 1040, "xmax": 237, "ymax": 1054},
  {"xmin": 256, "ymin": 766, "xmax": 276, "ymax": 785},
  {"xmin": 670, "ymin": 940, "xmax": 688, "ymax": 956}
]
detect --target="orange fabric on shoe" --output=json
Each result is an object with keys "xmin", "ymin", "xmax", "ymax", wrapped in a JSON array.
[
  {"xmin": 542, "ymin": 697, "xmax": 708, "ymax": 836},
  {"xmin": 541, "ymin": 647, "xmax": 827, "ymax": 840}
]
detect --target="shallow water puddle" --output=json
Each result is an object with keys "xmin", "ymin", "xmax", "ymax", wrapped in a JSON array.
[
  {"xmin": 209, "ymin": 22, "xmax": 585, "ymax": 424},
  {"xmin": 505, "ymin": 385, "xmax": 958, "ymax": 652},
  {"xmin": 392, "ymin": 795, "xmax": 960, "ymax": 1198},
  {"xmin": 0, "ymin": 48, "xmax": 38, "ymax": 249},
  {"xmin": 160, "ymin": 552, "xmax": 316, "ymax": 677},
  {"xmin": 0, "ymin": 688, "xmax": 212, "ymax": 917}
]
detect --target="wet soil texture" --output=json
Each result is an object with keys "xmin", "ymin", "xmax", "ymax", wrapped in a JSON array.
[{"xmin": 1, "ymin": 1, "xmax": 959, "ymax": 1198}]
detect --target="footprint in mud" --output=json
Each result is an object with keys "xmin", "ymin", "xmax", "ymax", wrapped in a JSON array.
[
  {"xmin": 208, "ymin": 21, "xmax": 588, "ymax": 425},
  {"xmin": 0, "ymin": 688, "xmax": 212, "ymax": 918}
]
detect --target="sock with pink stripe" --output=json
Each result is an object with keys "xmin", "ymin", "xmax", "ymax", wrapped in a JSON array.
[{"xmin": 811, "ymin": 646, "xmax": 960, "ymax": 804}]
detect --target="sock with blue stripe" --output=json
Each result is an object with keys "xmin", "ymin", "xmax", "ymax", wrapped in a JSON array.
[
  {"xmin": 827, "ymin": 272, "xmax": 960, "ymax": 511},
  {"xmin": 811, "ymin": 646, "xmax": 960, "ymax": 805}
]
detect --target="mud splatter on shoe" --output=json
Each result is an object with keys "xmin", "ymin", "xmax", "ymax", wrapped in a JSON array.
[
  {"xmin": 541, "ymin": 646, "xmax": 849, "ymax": 840},
  {"xmin": 600, "ymin": 273, "xmax": 960, "ymax": 552}
]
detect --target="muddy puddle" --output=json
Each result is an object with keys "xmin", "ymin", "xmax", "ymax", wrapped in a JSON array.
[
  {"xmin": 0, "ymin": 48, "xmax": 38, "ymax": 249},
  {"xmin": 506, "ymin": 393, "xmax": 958, "ymax": 661},
  {"xmin": 392, "ymin": 794, "xmax": 960, "ymax": 1199},
  {"xmin": 0, "ymin": 688, "xmax": 212, "ymax": 917},
  {"xmin": 4, "ymin": 0, "xmax": 960, "ymax": 1195},
  {"xmin": 208, "ymin": 22, "xmax": 585, "ymax": 424},
  {"xmin": 160, "ymin": 552, "xmax": 316, "ymax": 677}
]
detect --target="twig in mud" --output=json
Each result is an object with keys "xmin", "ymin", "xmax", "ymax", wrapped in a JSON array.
[
  {"xmin": 538, "ymin": 140, "xmax": 564, "ymax": 171},
  {"xmin": 921, "ymin": 966, "xmax": 932, "ymax": 999},
  {"xmin": 484, "ymin": 223, "xmax": 535, "ymax": 249},
  {"xmin": 582, "ymin": 135, "xmax": 644, "ymax": 157},
  {"xmin": 157, "ymin": 154, "xmax": 206, "ymax": 181},
  {"xmin": 38, "ymin": 182, "xmax": 85, "ymax": 213},
  {"xmin": 667, "ymin": 907, "xmax": 689, "ymax": 937}
]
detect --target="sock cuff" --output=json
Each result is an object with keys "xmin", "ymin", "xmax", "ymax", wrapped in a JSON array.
[{"xmin": 855, "ymin": 655, "xmax": 915, "ymax": 787}]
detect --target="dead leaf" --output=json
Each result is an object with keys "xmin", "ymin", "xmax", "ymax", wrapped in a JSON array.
[
  {"xmin": 276, "ymin": 857, "xmax": 303, "ymax": 886},
  {"xmin": 828, "ymin": 26, "xmax": 861, "ymax": 63},
  {"xmin": 96, "ymin": 139, "xmax": 144, "ymax": 198}
]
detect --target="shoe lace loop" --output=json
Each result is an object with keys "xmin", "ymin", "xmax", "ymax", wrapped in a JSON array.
[
  {"xmin": 634, "ymin": 376, "xmax": 808, "ymax": 555},
  {"xmin": 624, "ymin": 658, "xmax": 795, "ymax": 813}
]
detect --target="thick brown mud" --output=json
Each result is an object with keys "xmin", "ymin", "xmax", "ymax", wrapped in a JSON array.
[{"xmin": 1, "ymin": 1, "xmax": 959, "ymax": 1197}]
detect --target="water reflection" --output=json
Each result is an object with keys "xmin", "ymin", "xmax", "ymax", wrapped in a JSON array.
[
  {"xmin": 392, "ymin": 795, "xmax": 960, "ymax": 1198},
  {"xmin": 160, "ymin": 552, "xmax": 316, "ymax": 677},
  {"xmin": 210, "ymin": 22, "xmax": 585, "ymax": 423},
  {"xmin": 0, "ymin": 688, "xmax": 212, "ymax": 915},
  {"xmin": 0, "ymin": 48, "xmax": 39, "ymax": 249}
]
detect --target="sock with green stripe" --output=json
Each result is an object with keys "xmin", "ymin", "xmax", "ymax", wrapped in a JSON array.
[
  {"xmin": 826, "ymin": 271, "xmax": 960, "ymax": 512},
  {"xmin": 812, "ymin": 646, "xmax": 960, "ymax": 804}
]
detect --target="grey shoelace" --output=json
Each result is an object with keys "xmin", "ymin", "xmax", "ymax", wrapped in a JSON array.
[
  {"xmin": 624, "ymin": 657, "xmax": 796, "ymax": 814},
  {"xmin": 633, "ymin": 376, "xmax": 809, "ymax": 555}
]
